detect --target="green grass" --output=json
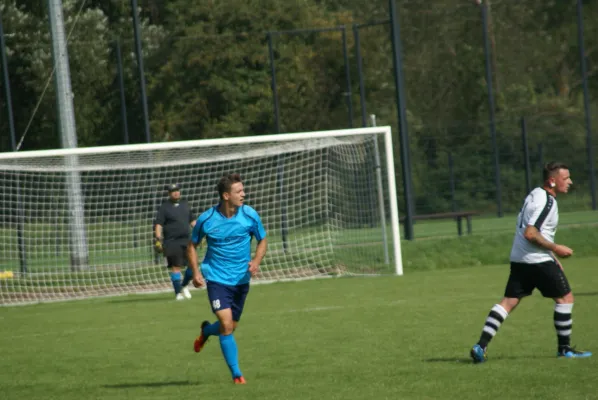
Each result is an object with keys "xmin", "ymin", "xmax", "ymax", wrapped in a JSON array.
[{"xmin": 1, "ymin": 257, "xmax": 598, "ymax": 400}]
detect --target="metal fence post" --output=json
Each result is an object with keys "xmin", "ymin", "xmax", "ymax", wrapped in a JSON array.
[
  {"xmin": 576, "ymin": 0, "xmax": 597, "ymax": 210},
  {"xmin": 341, "ymin": 26, "xmax": 353, "ymax": 128},
  {"xmin": 353, "ymin": 24, "xmax": 367, "ymax": 128},
  {"xmin": 267, "ymin": 32, "xmax": 281, "ymax": 134},
  {"xmin": 480, "ymin": 1, "xmax": 502, "ymax": 217},
  {"xmin": 521, "ymin": 117, "xmax": 532, "ymax": 194},
  {"xmin": 0, "ymin": 10, "xmax": 27, "ymax": 274},
  {"xmin": 115, "ymin": 39, "xmax": 130, "ymax": 145},
  {"xmin": 389, "ymin": 0, "xmax": 415, "ymax": 240}
]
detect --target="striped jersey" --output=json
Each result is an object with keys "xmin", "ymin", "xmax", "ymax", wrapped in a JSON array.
[{"xmin": 510, "ymin": 187, "xmax": 558, "ymax": 263}]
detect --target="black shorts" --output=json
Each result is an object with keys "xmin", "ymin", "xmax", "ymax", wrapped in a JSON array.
[
  {"xmin": 163, "ymin": 242, "xmax": 187, "ymax": 268},
  {"xmin": 504, "ymin": 260, "xmax": 571, "ymax": 299}
]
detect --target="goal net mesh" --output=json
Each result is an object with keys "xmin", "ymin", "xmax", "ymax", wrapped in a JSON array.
[{"xmin": 0, "ymin": 130, "xmax": 398, "ymax": 305}]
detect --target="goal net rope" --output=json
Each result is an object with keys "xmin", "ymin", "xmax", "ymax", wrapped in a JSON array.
[{"xmin": 0, "ymin": 127, "xmax": 401, "ymax": 305}]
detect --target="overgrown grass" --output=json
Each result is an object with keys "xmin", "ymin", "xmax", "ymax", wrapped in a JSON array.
[
  {"xmin": 403, "ymin": 209, "xmax": 598, "ymax": 239},
  {"xmin": 399, "ymin": 223, "xmax": 598, "ymax": 271}
]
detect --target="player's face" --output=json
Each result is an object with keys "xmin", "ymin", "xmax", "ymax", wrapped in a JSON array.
[
  {"xmin": 553, "ymin": 169, "xmax": 572, "ymax": 194},
  {"xmin": 226, "ymin": 182, "xmax": 245, "ymax": 207},
  {"xmin": 169, "ymin": 190, "xmax": 181, "ymax": 202}
]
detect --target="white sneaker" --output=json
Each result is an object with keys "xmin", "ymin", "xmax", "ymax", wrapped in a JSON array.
[
  {"xmin": 182, "ymin": 286, "xmax": 192, "ymax": 299},
  {"xmin": 175, "ymin": 293, "xmax": 185, "ymax": 301}
]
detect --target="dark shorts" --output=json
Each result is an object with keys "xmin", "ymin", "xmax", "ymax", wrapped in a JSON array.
[
  {"xmin": 206, "ymin": 281, "xmax": 250, "ymax": 321},
  {"xmin": 504, "ymin": 260, "xmax": 571, "ymax": 299},
  {"xmin": 163, "ymin": 242, "xmax": 187, "ymax": 268}
]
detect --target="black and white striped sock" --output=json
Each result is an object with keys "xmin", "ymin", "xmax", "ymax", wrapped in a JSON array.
[
  {"xmin": 477, "ymin": 304, "xmax": 509, "ymax": 349},
  {"xmin": 554, "ymin": 303, "xmax": 573, "ymax": 349}
]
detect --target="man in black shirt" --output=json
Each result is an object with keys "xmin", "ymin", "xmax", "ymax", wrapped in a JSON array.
[{"xmin": 155, "ymin": 183, "xmax": 196, "ymax": 300}]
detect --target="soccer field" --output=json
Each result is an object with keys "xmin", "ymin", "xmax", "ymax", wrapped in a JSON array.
[{"xmin": 1, "ymin": 257, "xmax": 597, "ymax": 400}]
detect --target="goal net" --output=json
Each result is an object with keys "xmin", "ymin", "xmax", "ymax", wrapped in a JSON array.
[{"xmin": 0, "ymin": 127, "xmax": 402, "ymax": 305}]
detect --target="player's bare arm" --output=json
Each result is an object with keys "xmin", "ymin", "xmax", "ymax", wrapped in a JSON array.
[
  {"xmin": 524, "ymin": 225, "xmax": 573, "ymax": 257},
  {"xmin": 248, "ymin": 238, "xmax": 267, "ymax": 277},
  {"xmin": 186, "ymin": 241, "xmax": 205, "ymax": 287},
  {"xmin": 154, "ymin": 224, "xmax": 164, "ymax": 253}
]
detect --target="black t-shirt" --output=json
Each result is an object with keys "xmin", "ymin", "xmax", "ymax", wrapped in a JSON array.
[{"xmin": 155, "ymin": 200, "xmax": 195, "ymax": 243}]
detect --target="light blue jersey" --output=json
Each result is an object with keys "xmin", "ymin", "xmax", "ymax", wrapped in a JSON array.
[{"xmin": 191, "ymin": 204, "xmax": 266, "ymax": 286}]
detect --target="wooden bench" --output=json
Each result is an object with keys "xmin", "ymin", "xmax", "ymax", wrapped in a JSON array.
[{"xmin": 400, "ymin": 211, "xmax": 479, "ymax": 236}]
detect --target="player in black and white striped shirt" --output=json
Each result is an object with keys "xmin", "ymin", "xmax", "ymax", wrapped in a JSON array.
[{"xmin": 470, "ymin": 162, "xmax": 591, "ymax": 362}]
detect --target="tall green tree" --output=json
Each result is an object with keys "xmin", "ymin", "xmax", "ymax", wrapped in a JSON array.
[
  {"xmin": 0, "ymin": 0, "xmax": 165, "ymax": 151},
  {"xmin": 146, "ymin": 0, "xmax": 355, "ymax": 140},
  {"xmin": 2, "ymin": 0, "xmax": 597, "ymax": 213}
]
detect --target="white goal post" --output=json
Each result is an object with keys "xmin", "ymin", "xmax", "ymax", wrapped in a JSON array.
[{"xmin": 0, "ymin": 127, "xmax": 402, "ymax": 305}]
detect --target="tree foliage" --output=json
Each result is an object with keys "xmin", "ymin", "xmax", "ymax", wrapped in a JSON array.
[{"xmin": 0, "ymin": 0, "xmax": 597, "ymax": 212}]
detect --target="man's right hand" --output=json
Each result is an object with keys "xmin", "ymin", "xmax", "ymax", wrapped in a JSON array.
[
  {"xmin": 192, "ymin": 274, "xmax": 205, "ymax": 288},
  {"xmin": 154, "ymin": 238, "xmax": 163, "ymax": 253},
  {"xmin": 553, "ymin": 244, "xmax": 573, "ymax": 258}
]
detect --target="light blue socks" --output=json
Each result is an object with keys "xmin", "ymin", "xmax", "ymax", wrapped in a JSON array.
[
  {"xmin": 219, "ymin": 334, "xmax": 242, "ymax": 378},
  {"xmin": 169, "ymin": 271, "xmax": 182, "ymax": 294}
]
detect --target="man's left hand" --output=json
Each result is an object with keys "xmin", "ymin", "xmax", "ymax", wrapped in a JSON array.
[{"xmin": 154, "ymin": 238, "xmax": 163, "ymax": 253}]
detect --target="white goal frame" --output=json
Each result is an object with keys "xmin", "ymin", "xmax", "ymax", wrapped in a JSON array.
[{"xmin": 0, "ymin": 126, "xmax": 403, "ymax": 305}]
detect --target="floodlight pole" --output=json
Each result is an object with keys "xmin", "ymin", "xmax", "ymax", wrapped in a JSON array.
[{"xmin": 48, "ymin": 0, "xmax": 89, "ymax": 269}]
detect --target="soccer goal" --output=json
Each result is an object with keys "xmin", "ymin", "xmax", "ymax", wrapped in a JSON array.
[{"xmin": 0, "ymin": 127, "xmax": 402, "ymax": 305}]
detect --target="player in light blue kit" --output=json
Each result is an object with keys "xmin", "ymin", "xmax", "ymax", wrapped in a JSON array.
[{"xmin": 187, "ymin": 173, "xmax": 267, "ymax": 384}]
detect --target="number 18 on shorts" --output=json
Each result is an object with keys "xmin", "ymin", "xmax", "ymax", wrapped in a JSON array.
[{"xmin": 206, "ymin": 281, "xmax": 250, "ymax": 321}]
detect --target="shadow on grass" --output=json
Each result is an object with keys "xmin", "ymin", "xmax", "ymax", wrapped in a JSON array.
[
  {"xmin": 108, "ymin": 296, "xmax": 168, "ymax": 303},
  {"xmin": 574, "ymin": 292, "xmax": 598, "ymax": 297},
  {"xmin": 103, "ymin": 380, "xmax": 197, "ymax": 389},
  {"xmin": 424, "ymin": 355, "xmax": 555, "ymax": 363},
  {"xmin": 424, "ymin": 357, "xmax": 472, "ymax": 364}
]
